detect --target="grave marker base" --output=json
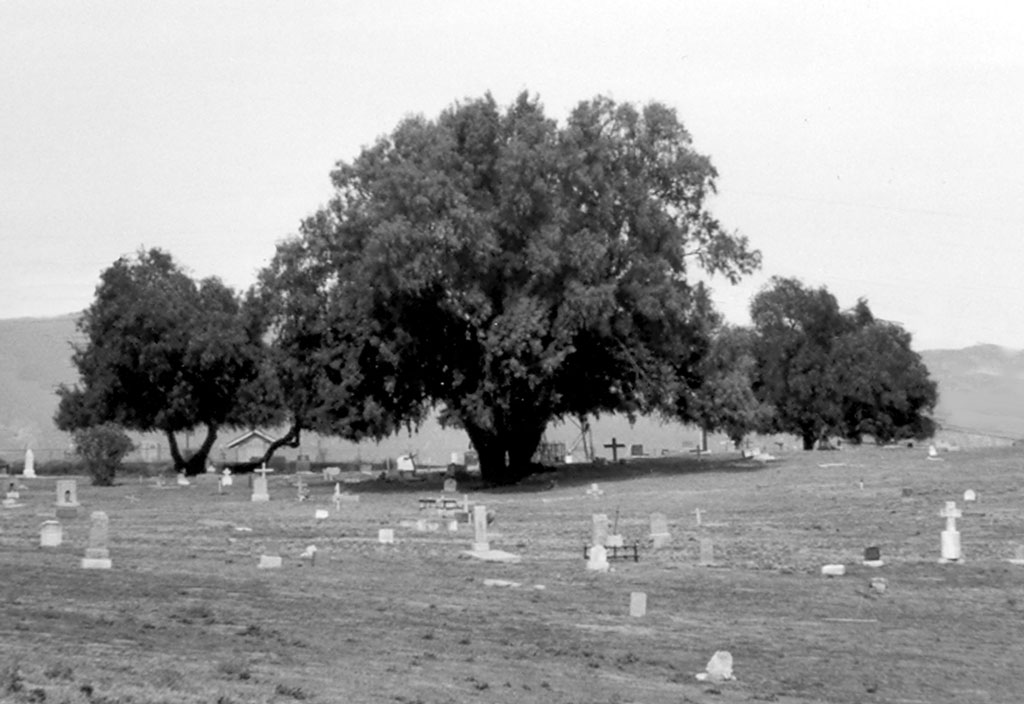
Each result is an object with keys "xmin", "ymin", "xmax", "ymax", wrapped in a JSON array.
[{"xmin": 81, "ymin": 558, "xmax": 112, "ymax": 569}]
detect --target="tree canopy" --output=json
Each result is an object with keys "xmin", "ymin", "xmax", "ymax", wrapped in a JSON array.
[
  {"xmin": 750, "ymin": 276, "xmax": 937, "ymax": 449},
  {"xmin": 56, "ymin": 249, "xmax": 265, "ymax": 474},
  {"xmin": 256, "ymin": 92, "xmax": 759, "ymax": 484}
]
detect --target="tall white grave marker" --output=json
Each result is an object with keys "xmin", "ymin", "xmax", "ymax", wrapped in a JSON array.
[
  {"xmin": 629, "ymin": 591, "xmax": 647, "ymax": 617},
  {"xmin": 251, "ymin": 465, "xmax": 272, "ymax": 502},
  {"xmin": 81, "ymin": 511, "xmax": 112, "ymax": 569},
  {"xmin": 23, "ymin": 448, "xmax": 35, "ymax": 478},
  {"xmin": 650, "ymin": 512, "xmax": 670, "ymax": 549},
  {"xmin": 40, "ymin": 520, "xmax": 62, "ymax": 547},
  {"xmin": 591, "ymin": 513, "xmax": 609, "ymax": 548},
  {"xmin": 472, "ymin": 505, "xmax": 489, "ymax": 552},
  {"xmin": 939, "ymin": 501, "xmax": 962, "ymax": 563}
]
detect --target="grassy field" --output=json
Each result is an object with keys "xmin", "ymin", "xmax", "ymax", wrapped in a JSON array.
[{"xmin": 1, "ymin": 445, "xmax": 1023, "ymax": 704}]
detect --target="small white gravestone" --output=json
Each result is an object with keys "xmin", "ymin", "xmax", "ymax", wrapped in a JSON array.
[
  {"xmin": 251, "ymin": 466, "xmax": 271, "ymax": 502},
  {"xmin": 55, "ymin": 479, "xmax": 80, "ymax": 518},
  {"xmin": 23, "ymin": 448, "xmax": 35, "ymax": 478},
  {"xmin": 299, "ymin": 545, "xmax": 317, "ymax": 565},
  {"xmin": 443, "ymin": 478, "xmax": 458, "ymax": 493},
  {"xmin": 629, "ymin": 591, "xmax": 647, "ymax": 617},
  {"xmin": 378, "ymin": 528, "xmax": 395, "ymax": 544},
  {"xmin": 963, "ymin": 489, "xmax": 977, "ymax": 502},
  {"xmin": 396, "ymin": 454, "xmax": 416, "ymax": 472},
  {"xmin": 939, "ymin": 501, "xmax": 962, "ymax": 563},
  {"xmin": 585, "ymin": 482, "xmax": 604, "ymax": 498},
  {"xmin": 177, "ymin": 473, "xmax": 190, "ymax": 487},
  {"xmin": 40, "ymin": 520, "xmax": 62, "ymax": 547},
  {"xmin": 821, "ymin": 564, "xmax": 845, "ymax": 576},
  {"xmin": 927, "ymin": 445, "xmax": 942, "ymax": 461},
  {"xmin": 447, "ymin": 519, "xmax": 459, "ymax": 532},
  {"xmin": 591, "ymin": 513, "xmax": 609, "ymax": 547},
  {"xmin": 322, "ymin": 466, "xmax": 341, "ymax": 481},
  {"xmin": 450, "ymin": 451, "xmax": 463, "ymax": 466},
  {"xmin": 258, "ymin": 554, "xmax": 283, "ymax": 569},
  {"xmin": 221, "ymin": 468, "xmax": 233, "ymax": 486},
  {"xmin": 650, "ymin": 512, "xmax": 670, "ymax": 549},
  {"xmin": 81, "ymin": 511, "xmax": 112, "ymax": 569},
  {"xmin": 699, "ymin": 537, "xmax": 715, "ymax": 566},
  {"xmin": 314, "ymin": 509, "xmax": 329, "ymax": 521},
  {"xmin": 586, "ymin": 544, "xmax": 609, "ymax": 571},
  {"xmin": 696, "ymin": 650, "xmax": 735, "ymax": 682},
  {"xmin": 472, "ymin": 505, "xmax": 489, "ymax": 552}
]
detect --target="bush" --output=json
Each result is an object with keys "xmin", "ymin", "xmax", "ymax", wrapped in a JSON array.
[{"xmin": 72, "ymin": 424, "xmax": 135, "ymax": 486}]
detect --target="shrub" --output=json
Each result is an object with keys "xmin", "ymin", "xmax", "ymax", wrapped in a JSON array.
[{"xmin": 72, "ymin": 423, "xmax": 135, "ymax": 486}]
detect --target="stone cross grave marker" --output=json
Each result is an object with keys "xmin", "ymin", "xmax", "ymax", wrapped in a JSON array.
[
  {"xmin": 40, "ymin": 520, "xmax": 62, "ymax": 547},
  {"xmin": 23, "ymin": 448, "xmax": 35, "ymax": 478},
  {"xmin": 603, "ymin": 437, "xmax": 625, "ymax": 462},
  {"xmin": 592, "ymin": 513, "xmax": 609, "ymax": 547},
  {"xmin": 221, "ymin": 468, "xmax": 233, "ymax": 486},
  {"xmin": 939, "ymin": 501, "xmax": 962, "ymax": 563},
  {"xmin": 650, "ymin": 512, "xmax": 670, "ymax": 549},
  {"xmin": 251, "ymin": 465, "xmax": 272, "ymax": 502},
  {"xmin": 472, "ymin": 504, "xmax": 489, "ymax": 552},
  {"xmin": 81, "ymin": 511, "xmax": 112, "ymax": 569}
]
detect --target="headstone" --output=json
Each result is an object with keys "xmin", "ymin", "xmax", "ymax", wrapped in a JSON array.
[
  {"xmin": 251, "ymin": 466, "xmax": 271, "ymax": 502},
  {"xmin": 81, "ymin": 511, "xmax": 112, "ymax": 569},
  {"xmin": 591, "ymin": 513, "xmax": 609, "ymax": 547},
  {"xmin": 606, "ymin": 534, "xmax": 624, "ymax": 548},
  {"xmin": 443, "ymin": 478, "xmax": 458, "ymax": 493},
  {"xmin": 650, "ymin": 512, "xmax": 670, "ymax": 548},
  {"xmin": 294, "ymin": 454, "xmax": 312, "ymax": 473},
  {"xmin": 939, "ymin": 501, "xmax": 962, "ymax": 563},
  {"xmin": 472, "ymin": 505, "xmax": 489, "ymax": 552},
  {"xmin": 630, "ymin": 444, "xmax": 645, "ymax": 458},
  {"xmin": 699, "ymin": 537, "xmax": 715, "ymax": 566},
  {"xmin": 863, "ymin": 546, "xmax": 884, "ymax": 567},
  {"xmin": 821, "ymin": 564, "xmax": 845, "ymax": 576},
  {"xmin": 258, "ymin": 554, "xmax": 283, "ymax": 569},
  {"xmin": 586, "ymin": 544, "xmax": 609, "ymax": 571},
  {"xmin": 22, "ymin": 449, "xmax": 35, "ymax": 478},
  {"xmin": 963, "ymin": 489, "xmax": 977, "ymax": 502},
  {"xmin": 396, "ymin": 454, "xmax": 416, "ymax": 472},
  {"xmin": 176, "ymin": 473, "xmax": 190, "ymax": 486},
  {"xmin": 322, "ymin": 466, "xmax": 341, "ymax": 481},
  {"xmin": 314, "ymin": 509, "xmax": 329, "ymax": 521},
  {"xmin": 629, "ymin": 591, "xmax": 647, "ymax": 617},
  {"xmin": 221, "ymin": 469, "xmax": 233, "ymax": 487},
  {"xmin": 55, "ymin": 479, "xmax": 80, "ymax": 518},
  {"xmin": 699, "ymin": 651, "xmax": 735, "ymax": 682},
  {"xmin": 378, "ymin": 528, "xmax": 395, "ymax": 544},
  {"xmin": 603, "ymin": 437, "xmax": 625, "ymax": 462},
  {"xmin": 585, "ymin": 483, "xmax": 604, "ymax": 498},
  {"xmin": 40, "ymin": 520, "xmax": 62, "ymax": 547}
]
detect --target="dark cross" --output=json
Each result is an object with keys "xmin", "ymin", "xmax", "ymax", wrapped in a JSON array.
[{"xmin": 604, "ymin": 437, "xmax": 625, "ymax": 462}]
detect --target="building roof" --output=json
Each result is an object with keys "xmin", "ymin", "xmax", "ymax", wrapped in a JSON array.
[{"xmin": 224, "ymin": 429, "xmax": 277, "ymax": 449}]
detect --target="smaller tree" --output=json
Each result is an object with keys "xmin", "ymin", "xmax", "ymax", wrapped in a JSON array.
[{"xmin": 73, "ymin": 424, "xmax": 135, "ymax": 486}]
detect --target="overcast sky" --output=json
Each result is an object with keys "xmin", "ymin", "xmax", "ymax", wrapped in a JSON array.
[{"xmin": 3, "ymin": 1, "xmax": 1022, "ymax": 351}]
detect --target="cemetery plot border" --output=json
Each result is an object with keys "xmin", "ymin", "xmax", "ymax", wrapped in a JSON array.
[{"xmin": 583, "ymin": 542, "xmax": 640, "ymax": 562}]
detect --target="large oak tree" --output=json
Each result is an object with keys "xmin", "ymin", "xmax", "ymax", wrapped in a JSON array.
[
  {"xmin": 56, "ymin": 249, "xmax": 265, "ymax": 474},
  {"xmin": 258, "ymin": 93, "xmax": 759, "ymax": 485}
]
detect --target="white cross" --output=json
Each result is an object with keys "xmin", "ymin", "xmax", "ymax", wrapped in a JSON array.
[
  {"xmin": 254, "ymin": 464, "xmax": 274, "ymax": 480},
  {"xmin": 939, "ymin": 501, "xmax": 962, "ymax": 532}
]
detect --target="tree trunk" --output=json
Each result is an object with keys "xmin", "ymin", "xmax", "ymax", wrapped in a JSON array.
[
  {"xmin": 463, "ymin": 419, "xmax": 545, "ymax": 486},
  {"xmin": 166, "ymin": 425, "xmax": 219, "ymax": 475},
  {"xmin": 801, "ymin": 432, "xmax": 816, "ymax": 451},
  {"xmin": 256, "ymin": 422, "xmax": 301, "ymax": 467}
]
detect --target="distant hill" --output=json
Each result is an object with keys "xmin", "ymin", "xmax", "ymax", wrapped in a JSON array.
[{"xmin": 0, "ymin": 313, "xmax": 1019, "ymax": 464}]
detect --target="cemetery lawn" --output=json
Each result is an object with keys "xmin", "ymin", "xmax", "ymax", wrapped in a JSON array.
[{"xmin": 2, "ymin": 446, "xmax": 1023, "ymax": 704}]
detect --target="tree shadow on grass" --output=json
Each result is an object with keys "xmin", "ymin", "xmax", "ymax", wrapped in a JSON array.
[{"xmin": 314, "ymin": 453, "xmax": 780, "ymax": 497}]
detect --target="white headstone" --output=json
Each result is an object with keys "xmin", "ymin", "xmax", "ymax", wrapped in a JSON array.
[
  {"xmin": 314, "ymin": 509, "xmax": 329, "ymax": 521},
  {"xmin": 221, "ymin": 468, "xmax": 233, "ymax": 486},
  {"xmin": 586, "ymin": 544, "xmax": 609, "ymax": 571},
  {"xmin": 699, "ymin": 651, "xmax": 735, "ymax": 682},
  {"xmin": 821, "ymin": 564, "xmax": 845, "ymax": 576},
  {"xmin": 963, "ymin": 489, "xmax": 977, "ymax": 502},
  {"xmin": 55, "ymin": 479, "xmax": 79, "ymax": 518},
  {"xmin": 81, "ymin": 511, "xmax": 112, "ymax": 569},
  {"xmin": 40, "ymin": 520, "xmax": 62, "ymax": 547},
  {"xmin": 650, "ymin": 512, "xmax": 670, "ymax": 548},
  {"xmin": 176, "ymin": 473, "xmax": 190, "ymax": 486},
  {"xmin": 629, "ymin": 591, "xmax": 647, "ymax": 617},
  {"xmin": 22, "ymin": 449, "xmax": 35, "ymax": 478},
  {"xmin": 396, "ymin": 454, "xmax": 415, "ymax": 472},
  {"xmin": 258, "ymin": 554, "xmax": 283, "ymax": 569},
  {"xmin": 322, "ymin": 466, "xmax": 341, "ymax": 481},
  {"xmin": 585, "ymin": 482, "xmax": 604, "ymax": 497},
  {"xmin": 378, "ymin": 528, "xmax": 395, "ymax": 544},
  {"xmin": 472, "ymin": 505, "xmax": 489, "ymax": 552}
]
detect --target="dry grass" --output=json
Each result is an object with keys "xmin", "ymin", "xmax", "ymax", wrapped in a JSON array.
[{"xmin": 1, "ymin": 445, "xmax": 1023, "ymax": 703}]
